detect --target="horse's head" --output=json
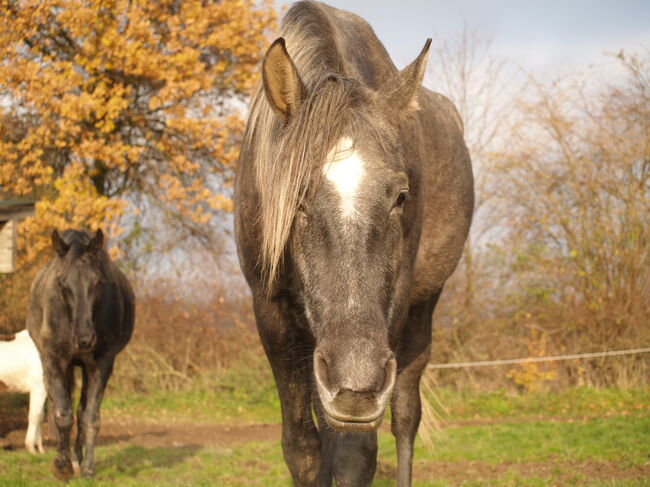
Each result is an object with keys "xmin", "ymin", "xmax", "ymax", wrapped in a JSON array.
[
  {"xmin": 261, "ymin": 38, "xmax": 431, "ymax": 431},
  {"xmin": 51, "ymin": 229, "xmax": 105, "ymax": 352}
]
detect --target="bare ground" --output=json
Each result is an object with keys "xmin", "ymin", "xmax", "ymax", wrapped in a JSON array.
[
  {"xmin": 0, "ymin": 411, "xmax": 281, "ymax": 451},
  {"xmin": 382, "ymin": 458, "xmax": 650, "ymax": 485}
]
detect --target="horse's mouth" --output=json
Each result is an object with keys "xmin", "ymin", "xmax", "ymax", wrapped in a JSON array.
[
  {"xmin": 74, "ymin": 343, "xmax": 96, "ymax": 354},
  {"xmin": 322, "ymin": 410, "xmax": 385, "ymax": 432}
]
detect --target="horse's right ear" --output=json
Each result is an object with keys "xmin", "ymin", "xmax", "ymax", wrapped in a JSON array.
[
  {"xmin": 377, "ymin": 38, "xmax": 431, "ymax": 113},
  {"xmin": 51, "ymin": 230, "xmax": 69, "ymax": 257},
  {"xmin": 89, "ymin": 228, "xmax": 104, "ymax": 254},
  {"xmin": 262, "ymin": 38, "xmax": 305, "ymax": 122}
]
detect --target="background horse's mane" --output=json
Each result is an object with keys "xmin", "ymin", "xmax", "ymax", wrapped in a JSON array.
[
  {"xmin": 59, "ymin": 229, "xmax": 92, "ymax": 245},
  {"xmin": 244, "ymin": 2, "xmax": 374, "ymax": 290}
]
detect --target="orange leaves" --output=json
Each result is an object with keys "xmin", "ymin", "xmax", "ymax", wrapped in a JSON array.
[
  {"xmin": 19, "ymin": 163, "xmax": 127, "ymax": 262},
  {"xmin": 506, "ymin": 329, "xmax": 557, "ymax": 392},
  {"xmin": 0, "ymin": 0, "xmax": 277, "ymax": 266},
  {"xmin": 158, "ymin": 174, "xmax": 231, "ymax": 224}
]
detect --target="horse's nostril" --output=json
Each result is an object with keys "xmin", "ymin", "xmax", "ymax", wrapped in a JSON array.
[
  {"xmin": 76, "ymin": 332, "xmax": 96, "ymax": 350},
  {"xmin": 381, "ymin": 354, "xmax": 397, "ymax": 396},
  {"xmin": 314, "ymin": 352, "xmax": 331, "ymax": 389}
]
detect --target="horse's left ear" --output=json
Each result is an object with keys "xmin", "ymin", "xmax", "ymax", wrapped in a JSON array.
[
  {"xmin": 89, "ymin": 229, "xmax": 104, "ymax": 254},
  {"xmin": 378, "ymin": 38, "xmax": 431, "ymax": 112},
  {"xmin": 262, "ymin": 38, "xmax": 306, "ymax": 121},
  {"xmin": 52, "ymin": 230, "xmax": 69, "ymax": 257}
]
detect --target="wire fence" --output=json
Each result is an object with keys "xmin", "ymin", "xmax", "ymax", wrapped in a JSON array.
[{"xmin": 427, "ymin": 347, "xmax": 650, "ymax": 370}]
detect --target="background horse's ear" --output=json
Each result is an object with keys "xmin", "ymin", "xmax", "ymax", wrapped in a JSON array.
[
  {"xmin": 262, "ymin": 38, "xmax": 305, "ymax": 121},
  {"xmin": 89, "ymin": 229, "xmax": 104, "ymax": 254},
  {"xmin": 378, "ymin": 38, "xmax": 431, "ymax": 113},
  {"xmin": 51, "ymin": 230, "xmax": 69, "ymax": 257}
]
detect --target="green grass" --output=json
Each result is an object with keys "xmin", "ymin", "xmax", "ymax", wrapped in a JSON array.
[
  {"xmin": 103, "ymin": 352, "xmax": 281, "ymax": 424},
  {"xmin": 103, "ymin": 349, "xmax": 650, "ymax": 426},
  {"xmin": 411, "ymin": 415, "xmax": 650, "ymax": 464},
  {"xmin": 1, "ymin": 412, "xmax": 647, "ymax": 486},
  {"xmin": 427, "ymin": 386, "xmax": 650, "ymax": 420},
  {"xmin": 3, "ymin": 359, "xmax": 649, "ymax": 487},
  {"xmin": 0, "ymin": 442, "xmax": 292, "ymax": 487},
  {"xmin": 1, "ymin": 386, "xmax": 648, "ymax": 486}
]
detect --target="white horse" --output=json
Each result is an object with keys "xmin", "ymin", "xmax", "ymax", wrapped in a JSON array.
[{"xmin": 0, "ymin": 330, "xmax": 47, "ymax": 454}]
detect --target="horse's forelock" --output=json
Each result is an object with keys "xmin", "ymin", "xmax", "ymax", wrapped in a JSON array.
[
  {"xmin": 59, "ymin": 229, "xmax": 90, "ymax": 243},
  {"xmin": 54, "ymin": 230, "xmax": 107, "ymax": 273},
  {"xmin": 250, "ymin": 71, "xmax": 366, "ymax": 292}
]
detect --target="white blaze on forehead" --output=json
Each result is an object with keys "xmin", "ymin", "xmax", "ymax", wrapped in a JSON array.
[{"xmin": 322, "ymin": 137, "xmax": 365, "ymax": 218}]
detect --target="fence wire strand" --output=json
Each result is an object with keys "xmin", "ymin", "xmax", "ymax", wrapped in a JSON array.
[{"xmin": 427, "ymin": 347, "xmax": 650, "ymax": 370}]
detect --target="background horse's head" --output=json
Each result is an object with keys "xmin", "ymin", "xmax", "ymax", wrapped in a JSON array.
[
  {"xmin": 51, "ymin": 229, "xmax": 105, "ymax": 352},
  {"xmin": 259, "ymin": 38, "xmax": 430, "ymax": 431}
]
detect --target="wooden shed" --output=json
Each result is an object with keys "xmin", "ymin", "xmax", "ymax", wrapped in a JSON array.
[{"xmin": 0, "ymin": 201, "xmax": 35, "ymax": 273}]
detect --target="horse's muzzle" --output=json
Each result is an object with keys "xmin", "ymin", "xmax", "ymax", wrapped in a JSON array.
[
  {"xmin": 314, "ymin": 351, "xmax": 396, "ymax": 432},
  {"xmin": 73, "ymin": 331, "xmax": 96, "ymax": 352}
]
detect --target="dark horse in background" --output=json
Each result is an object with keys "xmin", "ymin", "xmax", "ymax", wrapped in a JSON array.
[
  {"xmin": 235, "ymin": 2, "xmax": 473, "ymax": 486},
  {"xmin": 27, "ymin": 229, "xmax": 134, "ymax": 479}
]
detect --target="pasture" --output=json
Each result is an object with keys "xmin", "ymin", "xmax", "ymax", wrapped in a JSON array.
[
  {"xmin": 1, "ymin": 364, "xmax": 648, "ymax": 486},
  {"xmin": 0, "ymin": 1, "xmax": 648, "ymax": 486}
]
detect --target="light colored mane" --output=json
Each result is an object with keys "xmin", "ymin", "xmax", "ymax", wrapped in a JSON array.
[{"xmin": 244, "ymin": 4, "xmax": 373, "ymax": 290}]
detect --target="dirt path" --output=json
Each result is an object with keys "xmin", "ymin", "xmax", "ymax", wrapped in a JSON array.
[
  {"xmin": 385, "ymin": 458, "xmax": 650, "ymax": 485},
  {"xmin": 0, "ymin": 413, "xmax": 281, "ymax": 451}
]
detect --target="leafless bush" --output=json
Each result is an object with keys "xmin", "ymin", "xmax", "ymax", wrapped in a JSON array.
[
  {"xmin": 429, "ymin": 37, "xmax": 649, "ymax": 391},
  {"xmin": 111, "ymin": 275, "xmax": 260, "ymax": 393}
]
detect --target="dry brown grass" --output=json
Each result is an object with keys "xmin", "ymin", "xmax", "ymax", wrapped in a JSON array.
[{"xmin": 109, "ymin": 276, "xmax": 260, "ymax": 393}]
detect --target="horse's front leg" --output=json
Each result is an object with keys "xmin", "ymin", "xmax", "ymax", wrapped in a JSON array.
[
  {"xmin": 77, "ymin": 358, "xmax": 114, "ymax": 478},
  {"xmin": 74, "ymin": 365, "xmax": 89, "ymax": 468},
  {"xmin": 391, "ymin": 296, "xmax": 437, "ymax": 487},
  {"xmin": 42, "ymin": 358, "xmax": 75, "ymax": 480},
  {"xmin": 254, "ymin": 298, "xmax": 320, "ymax": 487}
]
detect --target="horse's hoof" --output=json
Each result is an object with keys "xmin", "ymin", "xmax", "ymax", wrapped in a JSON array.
[
  {"xmin": 52, "ymin": 458, "xmax": 74, "ymax": 480},
  {"xmin": 80, "ymin": 467, "xmax": 95, "ymax": 478}
]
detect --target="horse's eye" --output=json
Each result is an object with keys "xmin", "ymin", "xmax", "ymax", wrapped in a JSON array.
[
  {"xmin": 394, "ymin": 191, "xmax": 408, "ymax": 209},
  {"xmin": 295, "ymin": 204, "xmax": 308, "ymax": 225}
]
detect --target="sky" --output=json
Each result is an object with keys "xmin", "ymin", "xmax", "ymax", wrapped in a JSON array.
[{"xmin": 279, "ymin": 0, "xmax": 650, "ymax": 75}]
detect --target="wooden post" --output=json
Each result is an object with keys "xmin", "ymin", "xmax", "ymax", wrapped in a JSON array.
[
  {"xmin": 0, "ymin": 219, "xmax": 16, "ymax": 273},
  {"xmin": 0, "ymin": 201, "xmax": 35, "ymax": 273}
]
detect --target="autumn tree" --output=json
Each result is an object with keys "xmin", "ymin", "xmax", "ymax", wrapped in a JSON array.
[
  {"xmin": 0, "ymin": 0, "xmax": 276, "ymax": 260},
  {"xmin": 0, "ymin": 0, "xmax": 276, "ymax": 331}
]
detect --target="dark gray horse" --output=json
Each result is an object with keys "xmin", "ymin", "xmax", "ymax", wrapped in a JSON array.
[
  {"xmin": 27, "ymin": 229, "xmax": 134, "ymax": 479},
  {"xmin": 235, "ymin": 2, "xmax": 473, "ymax": 486}
]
